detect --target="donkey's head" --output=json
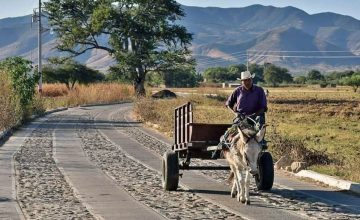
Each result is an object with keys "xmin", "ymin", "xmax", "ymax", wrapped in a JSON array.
[{"xmin": 237, "ymin": 126, "xmax": 266, "ymax": 175}]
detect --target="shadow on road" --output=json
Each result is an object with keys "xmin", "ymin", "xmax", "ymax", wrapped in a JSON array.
[
  {"xmin": 0, "ymin": 197, "xmax": 11, "ymax": 202},
  {"xmin": 187, "ymin": 189, "xmax": 230, "ymax": 196}
]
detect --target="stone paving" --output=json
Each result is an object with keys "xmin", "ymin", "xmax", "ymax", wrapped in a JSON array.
[{"xmin": 13, "ymin": 116, "xmax": 95, "ymax": 219}]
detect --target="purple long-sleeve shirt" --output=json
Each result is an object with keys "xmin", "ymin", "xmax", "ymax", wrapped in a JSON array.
[{"xmin": 225, "ymin": 85, "xmax": 267, "ymax": 115}]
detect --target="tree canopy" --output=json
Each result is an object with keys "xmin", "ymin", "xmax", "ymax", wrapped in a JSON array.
[
  {"xmin": 340, "ymin": 72, "xmax": 360, "ymax": 92},
  {"xmin": 263, "ymin": 64, "xmax": 292, "ymax": 87},
  {"xmin": 45, "ymin": 0, "xmax": 193, "ymax": 96},
  {"xmin": 203, "ymin": 64, "xmax": 267, "ymax": 83},
  {"xmin": 307, "ymin": 69, "xmax": 324, "ymax": 81},
  {"xmin": 203, "ymin": 66, "xmax": 237, "ymax": 83},
  {"xmin": 42, "ymin": 60, "xmax": 105, "ymax": 90},
  {"xmin": 163, "ymin": 67, "xmax": 202, "ymax": 88}
]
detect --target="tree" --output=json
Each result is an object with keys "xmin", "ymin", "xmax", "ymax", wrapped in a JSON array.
[
  {"xmin": 263, "ymin": 64, "xmax": 292, "ymax": 87},
  {"xmin": 163, "ymin": 67, "xmax": 201, "ymax": 88},
  {"xmin": 42, "ymin": 60, "xmax": 105, "ymax": 90},
  {"xmin": 294, "ymin": 76, "xmax": 307, "ymax": 84},
  {"xmin": 203, "ymin": 67, "xmax": 232, "ymax": 83},
  {"xmin": 307, "ymin": 69, "xmax": 324, "ymax": 81},
  {"xmin": 326, "ymin": 70, "xmax": 354, "ymax": 81},
  {"xmin": 45, "ymin": 0, "xmax": 193, "ymax": 96},
  {"xmin": 340, "ymin": 72, "xmax": 360, "ymax": 92},
  {"xmin": 249, "ymin": 63, "xmax": 264, "ymax": 83},
  {"xmin": 228, "ymin": 64, "xmax": 247, "ymax": 80},
  {"xmin": 146, "ymin": 72, "xmax": 164, "ymax": 87},
  {"xmin": 106, "ymin": 65, "xmax": 133, "ymax": 83}
]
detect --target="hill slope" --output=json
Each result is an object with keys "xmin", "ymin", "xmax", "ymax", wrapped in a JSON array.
[{"xmin": 0, "ymin": 5, "xmax": 359, "ymax": 72}]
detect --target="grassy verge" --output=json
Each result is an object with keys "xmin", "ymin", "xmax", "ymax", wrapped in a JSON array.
[{"xmin": 136, "ymin": 86, "xmax": 360, "ymax": 182}]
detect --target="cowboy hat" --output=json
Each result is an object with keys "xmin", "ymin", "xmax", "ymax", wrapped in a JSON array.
[{"xmin": 237, "ymin": 71, "xmax": 255, "ymax": 81}]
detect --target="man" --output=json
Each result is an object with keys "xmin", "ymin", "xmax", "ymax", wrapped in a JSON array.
[{"xmin": 225, "ymin": 70, "xmax": 267, "ymax": 148}]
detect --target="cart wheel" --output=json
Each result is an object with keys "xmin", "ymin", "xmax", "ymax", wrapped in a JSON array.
[
  {"xmin": 162, "ymin": 151, "xmax": 179, "ymax": 191},
  {"xmin": 255, "ymin": 152, "xmax": 274, "ymax": 191}
]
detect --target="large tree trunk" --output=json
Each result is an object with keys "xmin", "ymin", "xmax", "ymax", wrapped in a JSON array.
[
  {"xmin": 134, "ymin": 77, "xmax": 146, "ymax": 96},
  {"xmin": 134, "ymin": 65, "xmax": 146, "ymax": 97}
]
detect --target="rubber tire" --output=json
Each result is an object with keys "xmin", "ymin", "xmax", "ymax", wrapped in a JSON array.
[
  {"xmin": 255, "ymin": 152, "xmax": 274, "ymax": 191},
  {"xmin": 162, "ymin": 151, "xmax": 179, "ymax": 191}
]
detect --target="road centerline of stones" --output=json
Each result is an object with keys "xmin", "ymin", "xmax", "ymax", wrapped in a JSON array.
[{"xmin": 53, "ymin": 108, "xmax": 165, "ymax": 220}]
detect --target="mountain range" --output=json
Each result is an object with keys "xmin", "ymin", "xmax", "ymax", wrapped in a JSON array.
[{"xmin": 0, "ymin": 4, "xmax": 359, "ymax": 73}]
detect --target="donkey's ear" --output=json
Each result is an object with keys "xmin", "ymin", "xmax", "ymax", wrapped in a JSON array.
[
  {"xmin": 255, "ymin": 125, "xmax": 266, "ymax": 143},
  {"xmin": 237, "ymin": 127, "xmax": 248, "ymax": 144}
]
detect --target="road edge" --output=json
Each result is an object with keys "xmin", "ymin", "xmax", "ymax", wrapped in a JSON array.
[{"xmin": 295, "ymin": 170, "xmax": 360, "ymax": 194}]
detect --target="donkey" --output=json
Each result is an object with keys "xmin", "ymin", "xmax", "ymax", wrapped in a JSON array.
[{"xmin": 223, "ymin": 125, "xmax": 266, "ymax": 205}]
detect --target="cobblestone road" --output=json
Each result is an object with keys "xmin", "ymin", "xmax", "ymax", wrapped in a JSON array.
[
  {"xmin": 9, "ymin": 104, "xmax": 360, "ymax": 219},
  {"xmin": 14, "ymin": 115, "xmax": 95, "ymax": 219}
]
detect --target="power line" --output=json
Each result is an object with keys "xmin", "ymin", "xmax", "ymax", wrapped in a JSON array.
[
  {"xmin": 247, "ymin": 54, "xmax": 360, "ymax": 59},
  {"xmin": 195, "ymin": 51, "xmax": 247, "ymax": 60},
  {"xmin": 247, "ymin": 49, "xmax": 360, "ymax": 53},
  {"xmin": 195, "ymin": 49, "xmax": 360, "ymax": 67},
  {"xmin": 196, "ymin": 54, "xmax": 248, "ymax": 66}
]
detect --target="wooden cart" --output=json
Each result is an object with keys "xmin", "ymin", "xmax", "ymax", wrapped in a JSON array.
[{"xmin": 162, "ymin": 102, "xmax": 274, "ymax": 191}]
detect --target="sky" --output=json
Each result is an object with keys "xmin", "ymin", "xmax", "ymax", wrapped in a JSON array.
[{"xmin": 0, "ymin": 0, "xmax": 360, "ymax": 20}]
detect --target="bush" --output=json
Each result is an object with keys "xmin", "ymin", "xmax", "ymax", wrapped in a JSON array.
[
  {"xmin": 0, "ymin": 70, "xmax": 22, "ymax": 130},
  {"xmin": 0, "ymin": 57, "xmax": 39, "ymax": 120},
  {"xmin": 319, "ymin": 82, "xmax": 328, "ymax": 88},
  {"xmin": 269, "ymin": 127, "xmax": 335, "ymax": 166}
]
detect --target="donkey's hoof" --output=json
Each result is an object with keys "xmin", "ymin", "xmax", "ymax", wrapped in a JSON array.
[
  {"xmin": 245, "ymin": 200, "xmax": 250, "ymax": 205},
  {"xmin": 231, "ymin": 193, "xmax": 236, "ymax": 198}
]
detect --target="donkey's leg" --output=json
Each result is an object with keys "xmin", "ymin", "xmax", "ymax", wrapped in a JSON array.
[
  {"xmin": 233, "ymin": 167, "xmax": 241, "ymax": 201},
  {"xmin": 236, "ymin": 169, "xmax": 245, "ymax": 203},
  {"xmin": 229, "ymin": 165, "xmax": 237, "ymax": 198},
  {"xmin": 231, "ymin": 177, "xmax": 237, "ymax": 198},
  {"xmin": 244, "ymin": 170, "xmax": 251, "ymax": 205}
]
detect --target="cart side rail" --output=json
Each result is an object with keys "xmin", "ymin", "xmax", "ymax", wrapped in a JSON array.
[
  {"xmin": 174, "ymin": 102, "xmax": 231, "ymax": 147},
  {"xmin": 174, "ymin": 102, "xmax": 193, "ymax": 145}
]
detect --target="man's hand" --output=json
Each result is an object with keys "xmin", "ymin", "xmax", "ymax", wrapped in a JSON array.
[{"xmin": 237, "ymin": 112, "xmax": 246, "ymax": 120}]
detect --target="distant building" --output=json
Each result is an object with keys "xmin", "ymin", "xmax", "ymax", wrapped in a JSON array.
[{"xmin": 222, "ymin": 81, "xmax": 241, "ymax": 88}]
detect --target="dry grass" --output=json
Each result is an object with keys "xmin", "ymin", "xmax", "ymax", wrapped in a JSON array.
[
  {"xmin": 66, "ymin": 83, "xmax": 134, "ymax": 106},
  {"xmin": 0, "ymin": 70, "xmax": 22, "ymax": 130},
  {"xmin": 42, "ymin": 83, "xmax": 69, "ymax": 97},
  {"xmin": 41, "ymin": 83, "xmax": 135, "ymax": 109},
  {"xmin": 135, "ymin": 86, "xmax": 360, "ymax": 182}
]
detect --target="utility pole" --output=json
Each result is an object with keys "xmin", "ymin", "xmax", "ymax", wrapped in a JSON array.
[{"xmin": 38, "ymin": 0, "xmax": 42, "ymax": 93}]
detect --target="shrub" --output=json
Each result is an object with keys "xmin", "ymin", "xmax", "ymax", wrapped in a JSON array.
[
  {"xmin": 0, "ymin": 70, "xmax": 22, "ymax": 130},
  {"xmin": 0, "ymin": 57, "xmax": 39, "ymax": 120},
  {"xmin": 269, "ymin": 127, "xmax": 335, "ymax": 166}
]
